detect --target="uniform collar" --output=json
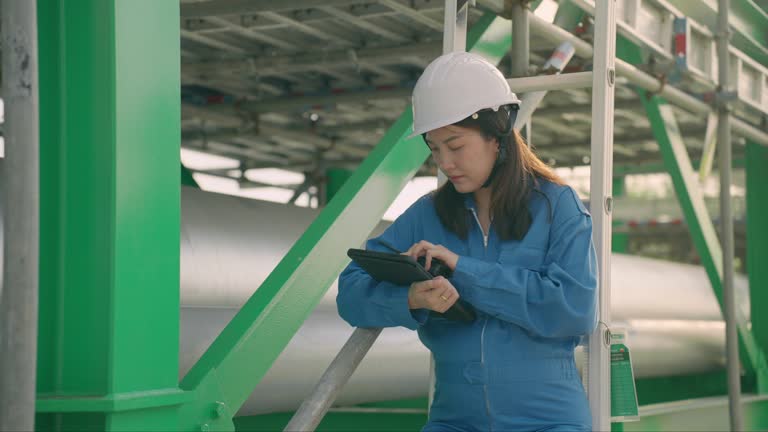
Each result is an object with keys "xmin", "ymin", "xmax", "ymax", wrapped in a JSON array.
[{"xmin": 463, "ymin": 194, "xmax": 477, "ymax": 211}]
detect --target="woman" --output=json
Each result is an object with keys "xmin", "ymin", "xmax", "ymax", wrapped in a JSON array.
[{"xmin": 337, "ymin": 51, "xmax": 597, "ymax": 432}]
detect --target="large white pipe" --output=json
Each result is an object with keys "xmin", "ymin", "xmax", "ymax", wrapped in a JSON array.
[{"xmin": 179, "ymin": 188, "xmax": 746, "ymax": 415}]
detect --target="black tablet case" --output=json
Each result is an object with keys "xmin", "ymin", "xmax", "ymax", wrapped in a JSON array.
[{"xmin": 347, "ymin": 248, "xmax": 476, "ymax": 322}]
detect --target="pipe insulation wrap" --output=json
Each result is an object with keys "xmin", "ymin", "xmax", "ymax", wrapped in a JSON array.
[{"xmin": 179, "ymin": 188, "xmax": 747, "ymax": 415}]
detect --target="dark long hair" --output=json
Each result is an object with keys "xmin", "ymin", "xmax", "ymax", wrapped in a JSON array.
[{"xmin": 432, "ymin": 108, "xmax": 564, "ymax": 241}]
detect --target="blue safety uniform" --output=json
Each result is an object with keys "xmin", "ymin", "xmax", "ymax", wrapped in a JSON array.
[{"xmin": 337, "ymin": 179, "xmax": 597, "ymax": 432}]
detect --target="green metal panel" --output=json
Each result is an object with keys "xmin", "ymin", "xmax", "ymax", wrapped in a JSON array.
[
  {"xmin": 618, "ymin": 34, "xmax": 768, "ymax": 384},
  {"xmin": 37, "ymin": 0, "xmax": 185, "ymax": 430},
  {"xmin": 234, "ymin": 411, "xmax": 427, "ymax": 432},
  {"xmin": 747, "ymin": 141, "xmax": 768, "ymax": 392},
  {"xmin": 635, "ymin": 371, "xmax": 735, "ymax": 406},
  {"xmin": 178, "ymin": 12, "xmax": 521, "ymax": 431},
  {"xmin": 623, "ymin": 395, "xmax": 768, "ymax": 431},
  {"xmin": 234, "ymin": 398, "xmax": 428, "ymax": 432}
]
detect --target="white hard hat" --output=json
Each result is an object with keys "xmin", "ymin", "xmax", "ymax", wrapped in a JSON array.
[{"xmin": 410, "ymin": 51, "xmax": 521, "ymax": 138}]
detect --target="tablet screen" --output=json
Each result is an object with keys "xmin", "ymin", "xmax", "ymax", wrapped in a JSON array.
[{"xmin": 347, "ymin": 248, "xmax": 433, "ymax": 286}]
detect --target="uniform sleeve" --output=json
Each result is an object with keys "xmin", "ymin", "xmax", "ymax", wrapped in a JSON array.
[
  {"xmin": 452, "ymin": 188, "xmax": 598, "ymax": 338},
  {"xmin": 337, "ymin": 197, "xmax": 431, "ymax": 330}
]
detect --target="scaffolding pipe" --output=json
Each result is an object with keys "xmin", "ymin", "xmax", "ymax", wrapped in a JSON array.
[
  {"xmin": 507, "ymin": 71, "xmax": 592, "ymax": 92},
  {"xmin": 510, "ymin": 0, "xmax": 530, "ymax": 77},
  {"xmin": 0, "ymin": 0, "xmax": 40, "ymax": 430},
  {"xmin": 526, "ymin": 13, "xmax": 768, "ymax": 147},
  {"xmin": 716, "ymin": 0, "xmax": 743, "ymax": 430},
  {"xmin": 283, "ymin": 328, "xmax": 383, "ymax": 432}
]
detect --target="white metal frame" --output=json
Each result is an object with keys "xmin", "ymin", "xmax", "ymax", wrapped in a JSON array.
[
  {"xmin": 436, "ymin": 1, "xmax": 617, "ymax": 429},
  {"xmin": 576, "ymin": 0, "xmax": 768, "ymax": 117},
  {"xmin": 588, "ymin": 2, "xmax": 616, "ymax": 430}
]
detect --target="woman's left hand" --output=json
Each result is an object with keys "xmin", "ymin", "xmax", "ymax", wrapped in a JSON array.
[{"xmin": 403, "ymin": 240, "xmax": 459, "ymax": 272}]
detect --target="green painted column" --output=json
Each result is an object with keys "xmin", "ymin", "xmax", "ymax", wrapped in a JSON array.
[
  {"xmin": 36, "ymin": 1, "xmax": 187, "ymax": 430},
  {"xmin": 747, "ymin": 141, "xmax": 768, "ymax": 392},
  {"xmin": 611, "ymin": 178, "xmax": 628, "ymax": 253}
]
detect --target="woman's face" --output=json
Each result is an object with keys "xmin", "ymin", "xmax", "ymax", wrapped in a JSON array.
[{"xmin": 425, "ymin": 124, "xmax": 498, "ymax": 193}]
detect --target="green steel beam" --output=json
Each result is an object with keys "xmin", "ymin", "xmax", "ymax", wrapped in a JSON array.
[
  {"xmin": 667, "ymin": 0, "xmax": 768, "ymax": 67},
  {"xmin": 635, "ymin": 371, "xmax": 733, "ymax": 406},
  {"xmin": 552, "ymin": 0, "xmax": 585, "ymax": 31},
  {"xmin": 182, "ymin": 163, "xmax": 200, "ymax": 188},
  {"xmin": 324, "ymin": 168, "xmax": 353, "ymax": 203},
  {"xmin": 747, "ymin": 142, "xmax": 768, "ymax": 392},
  {"xmin": 233, "ymin": 410, "xmax": 427, "ymax": 432},
  {"xmin": 179, "ymin": 12, "xmax": 521, "ymax": 431},
  {"xmin": 637, "ymin": 94, "xmax": 767, "ymax": 380},
  {"xmin": 619, "ymin": 34, "xmax": 768, "ymax": 384},
  {"xmin": 613, "ymin": 158, "xmax": 745, "ymax": 177},
  {"xmin": 37, "ymin": 1, "xmax": 185, "ymax": 430}
]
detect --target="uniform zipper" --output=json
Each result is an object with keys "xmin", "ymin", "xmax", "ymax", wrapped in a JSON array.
[
  {"xmin": 468, "ymin": 208, "xmax": 489, "ymax": 249},
  {"xmin": 480, "ymin": 317, "xmax": 493, "ymax": 431},
  {"xmin": 469, "ymin": 208, "xmax": 493, "ymax": 430}
]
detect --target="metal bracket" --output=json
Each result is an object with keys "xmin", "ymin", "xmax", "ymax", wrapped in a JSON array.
[{"xmin": 500, "ymin": 0, "xmax": 531, "ymax": 19}]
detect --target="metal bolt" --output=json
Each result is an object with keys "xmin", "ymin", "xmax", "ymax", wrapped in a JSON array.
[
  {"xmin": 607, "ymin": 68, "xmax": 615, "ymax": 86},
  {"xmin": 604, "ymin": 327, "xmax": 612, "ymax": 346},
  {"xmin": 214, "ymin": 402, "xmax": 226, "ymax": 418},
  {"xmin": 605, "ymin": 196, "xmax": 613, "ymax": 214},
  {"xmin": 200, "ymin": 424, "xmax": 210, "ymax": 432}
]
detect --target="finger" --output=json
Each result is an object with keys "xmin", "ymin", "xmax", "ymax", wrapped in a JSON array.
[
  {"xmin": 414, "ymin": 279, "xmax": 435, "ymax": 293},
  {"xmin": 419, "ymin": 240, "xmax": 435, "ymax": 248},
  {"xmin": 415, "ymin": 240, "xmax": 434, "ymax": 257},
  {"xmin": 438, "ymin": 289, "xmax": 452, "ymax": 303},
  {"xmin": 404, "ymin": 243, "xmax": 419, "ymax": 257},
  {"xmin": 424, "ymin": 249, "xmax": 434, "ymax": 271},
  {"xmin": 406, "ymin": 243, "xmax": 424, "ymax": 259},
  {"xmin": 440, "ymin": 295, "xmax": 459, "ymax": 313},
  {"xmin": 438, "ymin": 288, "xmax": 459, "ymax": 312}
]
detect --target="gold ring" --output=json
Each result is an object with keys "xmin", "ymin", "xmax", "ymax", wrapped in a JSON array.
[{"xmin": 440, "ymin": 295, "xmax": 449, "ymax": 301}]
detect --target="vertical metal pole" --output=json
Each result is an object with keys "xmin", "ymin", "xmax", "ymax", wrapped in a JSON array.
[
  {"xmin": 443, "ymin": 0, "xmax": 467, "ymax": 54},
  {"xmin": 716, "ymin": 0, "xmax": 743, "ymax": 430},
  {"xmin": 0, "ymin": 0, "xmax": 40, "ymax": 430},
  {"xmin": 432, "ymin": 0, "xmax": 470, "ymax": 409},
  {"xmin": 510, "ymin": 0, "xmax": 530, "ymax": 144},
  {"xmin": 510, "ymin": 0, "xmax": 530, "ymax": 78},
  {"xmin": 588, "ymin": 0, "xmax": 616, "ymax": 431}
]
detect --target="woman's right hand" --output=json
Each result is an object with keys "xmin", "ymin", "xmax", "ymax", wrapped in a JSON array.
[{"xmin": 408, "ymin": 276, "xmax": 459, "ymax": 313}]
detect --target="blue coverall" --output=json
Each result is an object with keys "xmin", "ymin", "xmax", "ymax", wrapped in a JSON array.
[{"xmin": 337, "ymin": 179, "xmax": 598, "ymax": 432}]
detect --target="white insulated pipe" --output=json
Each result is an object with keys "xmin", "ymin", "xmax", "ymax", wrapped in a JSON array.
[{"xmin": 179, "ymin": 188, "xmax": 748, "ymax": 415}]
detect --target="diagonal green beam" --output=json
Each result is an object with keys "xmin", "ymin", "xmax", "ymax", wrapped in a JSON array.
[
  {"xmin": 178, "ymin": 12, "xmax": 521, "ymax": 431},
  {"xmin": 639, "ymin": 93, "xmax": 768, "ymax": 384},
  {"xmin": 620, "ymin": 35, "xmax": 768, "ymax": 383}
]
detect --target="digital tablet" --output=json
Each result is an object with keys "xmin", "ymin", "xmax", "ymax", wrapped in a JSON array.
[
  {"xmin": 346, "ymin": 248, "xmax": 476, "ymax": 322},
  {"xmin": 347, "ymin": 248, "xmax": 433, "ymax": 286}
]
